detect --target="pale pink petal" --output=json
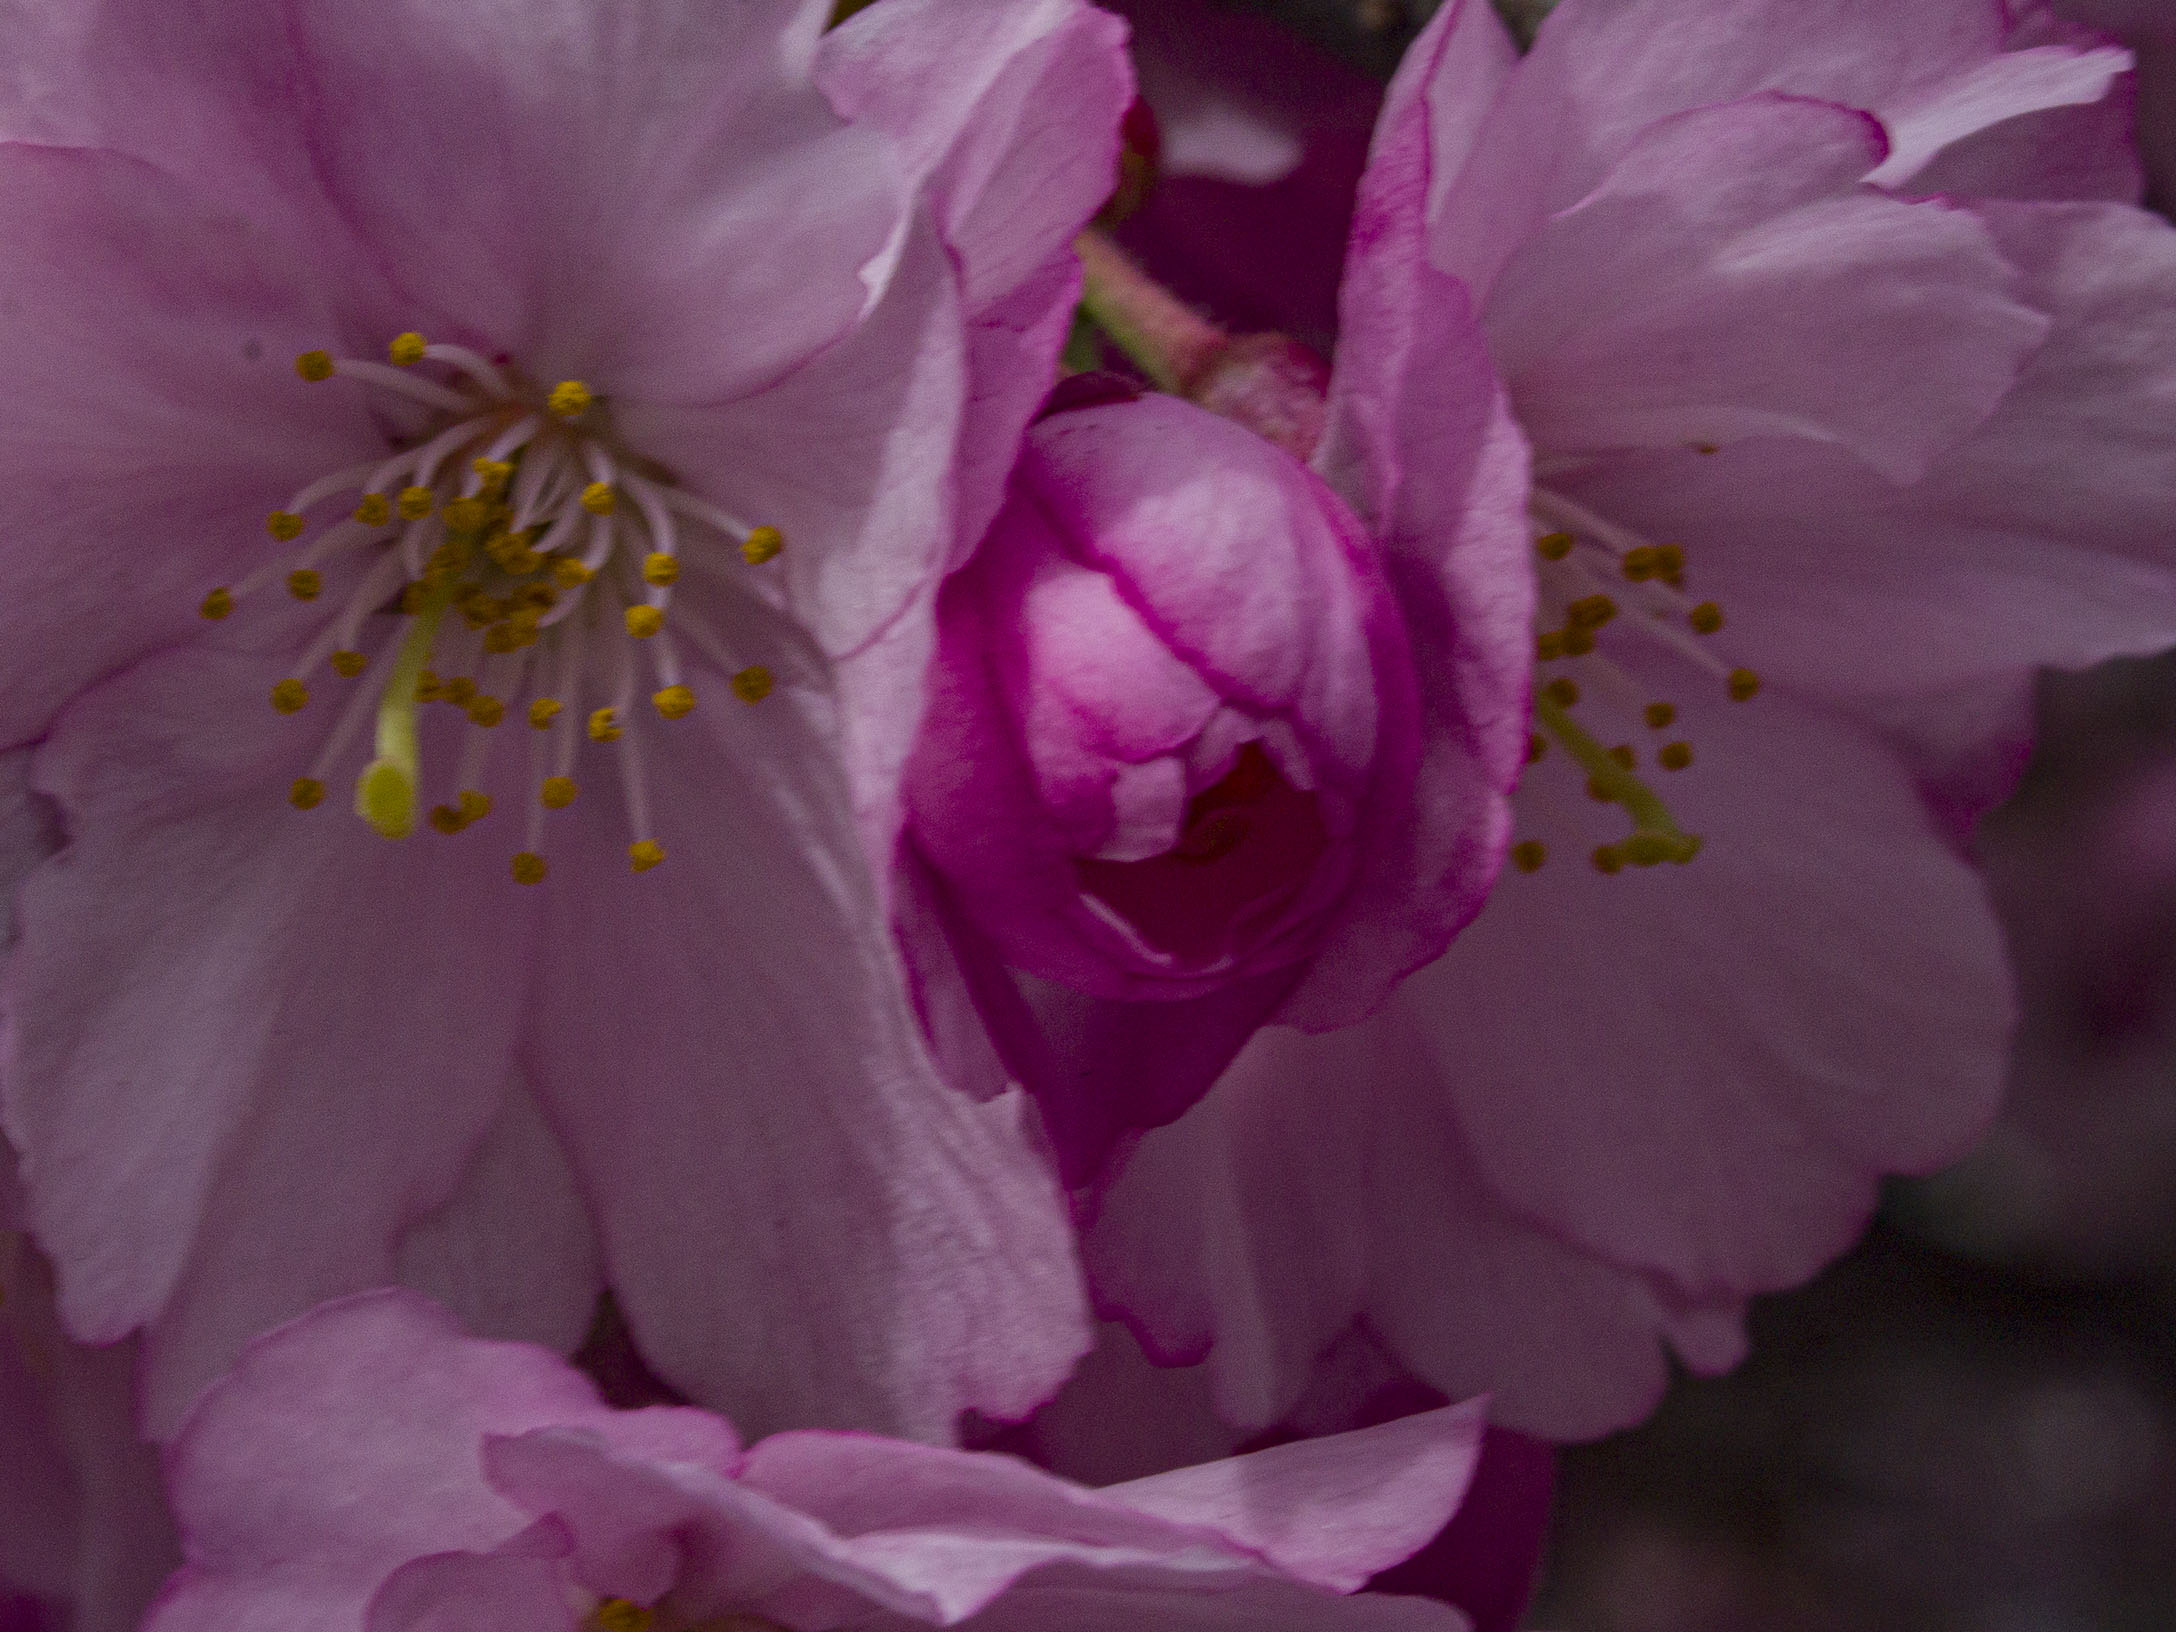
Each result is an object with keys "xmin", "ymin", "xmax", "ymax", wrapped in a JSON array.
[
  {"xmin": 1312, "ymin": 49, "xmax": 1533, "ymax": 1026},
  {"xmin": 1556, "ymin": 201, "xmax": 2176, "ymax": 707},
  {"xmin": 151, "ymin": 1291, "xmax": 606, "ymax": 1632},
  {"xmin": 1440, "ymin": 674, "xmax": 2010, "ymax": 1298},
  {"xmin": 1430, "ymin": 0, "xmax": 2007, "ymax": 293},
  {"xmin": 524, "ymin": 655, "xmax": 1087, "ymax": 1441},
  {"xmin": 816, "ymin": 0, "xmax": 1131, "ymax": 314},
  {"xmin": 953, "ymin": 1582, "xmax": 1466, "ymax": 1632},
  {"xmin": 1102, "ymin": 1400, "xmax": 1486, "ymax": 1592},
  {"xmin": 282, "ymin": 0, "xmax": 895, "ymax": 402},
  {"xmin": 0, "ymin": 143, "xmax": 371, "ymax": 749},
  {"xmin": 3, "ymin": 634, "xmax": 530, "ymax": 1432},
  {"xmin": 1086, "ymin": 1017, "xmax": 1730, "ymax": 1440},
  {"xmin": 394, "ymin": 1082, "xmax": 604, "ymax": 1360},
  {"xmin": 364, "ymin": 1546, "xmax": 575, "ymax": 1632},
  {"xmin": 1868, "ymin": 41, "xmax": 2134, "ymax": 186},
  {"xmin": 620, "ymin": 216, "xmax": 968, "ymax": 846},
  {"xmin": 1485, "ymin": 96, "xmax": 2049, "ymax": 483},
  {"xmin": 480, "ymin": 1424, "xmax": 739, "ymax": 1604},
  {"xmin": 953, "ymin": 256, "xmax": 1090, "ymax": 561}
]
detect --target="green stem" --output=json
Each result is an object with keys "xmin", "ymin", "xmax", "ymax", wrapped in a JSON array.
[{"xmin": 1075, "ymin": 229, "xmax": 1229, "ymax": 393}]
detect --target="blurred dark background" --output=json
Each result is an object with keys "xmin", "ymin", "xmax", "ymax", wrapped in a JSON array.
[{"xmin": 1199, "ymin": 0, "xmax": 2176, "ymax": 1624}]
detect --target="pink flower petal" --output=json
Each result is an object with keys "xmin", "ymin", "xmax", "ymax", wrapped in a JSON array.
[
  {"xmin": 5, "ymin": 637, "xmax": 532, "ymax": 1434},
  {"xmin": 1102, "ymin": 1400, "xmax": 1486, "ymax": 1592},
  {"xmin": 393, "ymin": 1084, "xmax": 603, "ymax": 1360},
  {"xmin": 1438, "ymin": 674, "xmax": 2011, "ymax": 1298},
  {"xmin": 816, "ymin": 0, "xmax": 1131, "ymax": 316},
  {"xmin": 283, "ymin": 0, "xmax": 897, "ymax": 403},
  {"xmin": 1485, "ymin": 95, "xmax": 2049, "ymax": 483},
  {"xmin": 153, "ymin": 1291, "xmax": 606, "ymax": 1631},
  {"xmin": 523, "ymin": 662, "xmax": 1087, "ymax": 1440},
  {"xmin": 0, "ymin": 144, "xmax": 371, "ymax": 750}
]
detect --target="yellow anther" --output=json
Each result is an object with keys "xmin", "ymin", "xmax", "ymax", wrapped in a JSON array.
[
  {"xmin": 428, "ymin": 803, "xmax": 467, "ymax": 835},
  {"xmin": 1561, "ymin": 627, "xmax": 1596, "ymax": 657},
  {"xmin": 1512, "ymin": 840, "xmax": 1547, "ymax": 873},
  {"xmin": 1592, "ymin": 844, "xmax": 1624, "ymax": 874},
  {"xmin": 388, "ymin": 331, "xmax": 428, "ymax": 366},
  {"xmin": 332, "ymin": 649, "xmax": 368, "ymax": 677},
  {"xmin": 642, "ymin": 552, "xmax": 679, "ymax": 586},
  {"xmin": 628, "ymin": 840, "xmax": 666, "ymax": 874},
  {"xmin": 442, "ymin": 676, "xmax": 477, "ymax": 707},
  {"xmin": 511, "ymin": 851, "xmax": 548, "ymax": 885},
  {"xmin": 354, "ymin": 493, "xmax": 392, "ymax": 526},
  {"xmin": 1728, "ymin": 667, "xmax": 1761, "ymax": 701},
  {"xmin": 516, "ymin": 583, "xmax": 558, "ymax": 611},
  {"xmin": 397, "ymin": 485, "xmax": 435, "ymax": 521},
  {"xmin": 1644, "ymin": 701, "xmax": 1676, "ymax": 729},
  {"xmin": 459, "ymin": 789, "xmax": 492, "ymax": 823},
  {"xmin": 540, "ymin": 775, "xmax": 579, "ymax": 809},
  {"xmin": 732, "ymin": 665, "xmax": 774, "ymax": 704},
  {"xmin": 416, "ymin": 668, "xmax": 442, "ymax": 703},
  {"xmin": 1621, "ymin": 832, "xmax": 1676, "ymax": 867},
  {"xmin": 1688, "ymin": 601, "xmax": 1724, "ymax": 634},
  {"xmin": 529, "ymin": 698, "xmax": 562, "ymax": 729},
  {"xmin": 267, "ymin": 510, "xmax": 305, "ymax": 541},
  {"xmin": 547, "ymin": 379, "xmax": 593, "ymax": 418},
  {"xmin": 624, "ymin": 605, "xmax": 664, "ymax": 639},
  {"xmin": 593, "ymin": 1600, "xmax": 654, "ymax": 1632},
  {"xmin": 199, "ymin": 587, "xmax": 234, "ymax": 620},
  {"xmin": 466, "ymin": 695, "xmax": 506, "ymax": 728},
  {"xmin": 741, "ymin": 525, "xmax": 784, "ymax": 565},
  {"xmin": 552, "ymin": 557, "xmax": 594, "ymax": 589},
  {"xmin": 399, "ymin": 583, "xmax": 430, "ymax": 616},
  {"xmin": 653, "ymin": 684, "xmax": 696, "ymax": 720},
  {"xmin": 1535, "ymin": 531, "xmax": 1574, "ymax": 561},
  {"xmin": 1567, "ymin": 594, "xmax": 1616, "ymax": 630},
  {"xmin": 1536, "ymin": 630, "xmax": 1564, "ymax": 661},
  {"xmin": 1621, "ymin": 547, "xmax": 1656, "ymax": 582},
  {"xmin": 270, "ymin": 678, "xmax": 309, "ymax": 714},
  {"xmin": 286, "ymin": 568, "xmax": 322, "ymax": 602},
  {"xmin": 471, "ymin": 457, "xmax": 513, "ymax": 493},
  {"xmin": 1586, "ymin": 775, "xmax": 1616, "ymax": 802},
  {"xmin": 289, "ymin": 778, "xmax": 325, "ymax": 810},
  {"xmin": 1659, "ymin": 741, "xmax": 1694, "ymax": 770},
  {"xmin": 1543, "ymin": 677, "xmax": 1579, "ymax": 708},
  {"xmin": 580, "ymin": 480, "xmax": 616, "ymax": 516},
  {"xmin": 1655, "ymin": 543, "xmax": 1686, "ymax": 585},
  {"xmin": 295, "ymin": 350, "xmax": 334, "ymax": 382},
  {"xmin": 1526, "ymin": 732, "xmax": 1547, "ymax": 764},
  {"xmin": 588, "ymin": 707, "xmax": 622, "ymax": 742},
  {"xmin": 1608, "ymin": 743, "xmax": 1636, "ymax": 769},
  {"xmin": 443, "ymin": 495, "xmax": 490, "ymax": 534}
]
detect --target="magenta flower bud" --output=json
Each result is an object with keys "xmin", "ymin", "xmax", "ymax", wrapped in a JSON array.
[{"xmin": 907, "ymin": 391, "xmax": 1434, "ymax": 1013}]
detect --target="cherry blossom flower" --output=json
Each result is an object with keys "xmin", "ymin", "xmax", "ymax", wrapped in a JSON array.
[
  {"xmin": 899, "ymin": 380, "xmax": 1521, "ymax": 1174},
  {"xmin": 1080, "ymin": 0, "xmax": 2176, "ymax": 1437},
  {"xmin": 146, "ymin": 1288, "xmax": 1486, "ymax": 1632},
  {"xmin": 0, "ymin": 0, "xmax": 1129, "ymax": 1442}
]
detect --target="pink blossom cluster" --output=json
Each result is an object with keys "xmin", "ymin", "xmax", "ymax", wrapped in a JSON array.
[{"xmin": 0, "ymin": 0, "xmax": 2173, "ymax": 1627}]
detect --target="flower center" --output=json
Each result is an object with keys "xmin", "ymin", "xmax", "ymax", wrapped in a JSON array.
[
  {"xmin": 1507, "ymin": 483, "xmax": 1762, "ymax": 877},
  {"xmin": 199, "ymin": 334, "xmax": 785, "ymax": 883}
]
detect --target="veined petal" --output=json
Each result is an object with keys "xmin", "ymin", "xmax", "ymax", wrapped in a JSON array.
[
  {"xmin": 3, "ymin": 634, "xmax": 532, "ymax": 1434},
  {"xmin": 0, "ymin": 143, "xmax": 370, "ymax": 750},
  {"xmin": 525, "ymin": 652, "xmax": 1087, "ymax": 1441},
  {"xmin": 1486, "ymin": 96, "xmax": 2049, "ymax": 484},
  {"xmin": 284, "ymin": 0, "xmax": 898, "ymax": 401},
  {"xmin": 816, "ymin": 0, "xmax": 1132, "ymax": 315}
]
